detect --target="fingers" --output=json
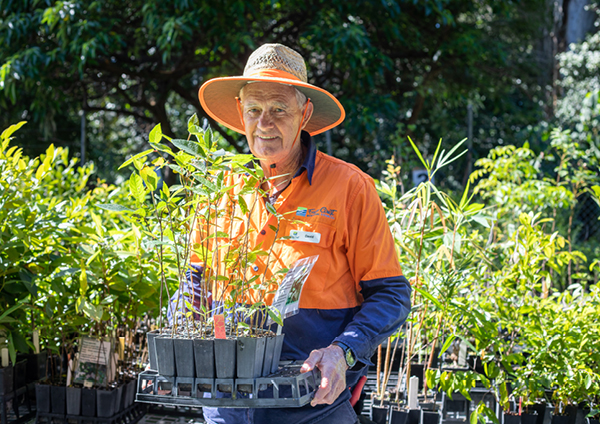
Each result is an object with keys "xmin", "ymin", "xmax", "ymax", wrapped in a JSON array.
[
  {"xmin": 307, "ymin": 345, "xmax": 348, "ymax": 407},
  {"xmin": 301, "ymin": 349, "xmax": 323, "ymax": 373}
]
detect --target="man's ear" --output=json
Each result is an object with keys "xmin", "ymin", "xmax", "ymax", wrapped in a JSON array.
[{"xmin": 300, "ymin": 100, "xmax": 314, "ymax": 130}]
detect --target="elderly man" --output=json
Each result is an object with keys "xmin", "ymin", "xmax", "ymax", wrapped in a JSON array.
[{"xmin": 194, "ymin": 44, "xmax": 411, "ymax": 424}]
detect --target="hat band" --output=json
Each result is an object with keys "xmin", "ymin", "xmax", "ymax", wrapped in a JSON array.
[{"xmin": 246, "ymin": 68, "xmax": 303, "ymax": 81}]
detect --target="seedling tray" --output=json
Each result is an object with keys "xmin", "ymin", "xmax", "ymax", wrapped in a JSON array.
[{"xmin": 135, "ymin": 361, "xmax": 320, "ymax": 408}]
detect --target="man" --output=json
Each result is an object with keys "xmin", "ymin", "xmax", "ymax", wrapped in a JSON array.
[{"xmin": 195, "ymin": 43, "xmax": 411, "ymax": 423}]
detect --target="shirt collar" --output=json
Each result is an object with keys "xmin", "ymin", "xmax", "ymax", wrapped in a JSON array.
[{"xmin": 293, "ymin": 131, "xmax": 316, "ymax": 185}]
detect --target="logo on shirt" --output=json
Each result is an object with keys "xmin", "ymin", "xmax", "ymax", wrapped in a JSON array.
[{"xmin": 296, "ymin": 206, "xmax": 337, "ymax": 220}]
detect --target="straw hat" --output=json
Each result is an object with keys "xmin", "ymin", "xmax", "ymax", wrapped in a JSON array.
[{"xmin": 198, "ymin": 44, "xmax": 345, "ymax": 136}]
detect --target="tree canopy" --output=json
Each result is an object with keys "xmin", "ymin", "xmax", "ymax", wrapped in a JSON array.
[{"xmin": 1, "ymin": 0, "xmax": 551, "ymax": 183}]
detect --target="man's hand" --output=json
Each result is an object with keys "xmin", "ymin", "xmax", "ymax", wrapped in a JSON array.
[{"xmin": 301, "ymin": 344, "xmax": 348, "ymax": 406}]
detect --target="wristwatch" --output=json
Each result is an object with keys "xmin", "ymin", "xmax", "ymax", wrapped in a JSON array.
[{"xmin": 332, "ymin": 341, "xmax": 356, "ymax": 368}]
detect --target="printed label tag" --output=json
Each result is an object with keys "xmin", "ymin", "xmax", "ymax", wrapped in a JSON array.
[{"xmin": 289, "ymin": 230, "xmax": 321, "ymax": 243}]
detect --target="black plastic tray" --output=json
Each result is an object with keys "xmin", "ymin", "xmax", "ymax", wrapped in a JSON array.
[{"xmin": 135, "ymin": 362, "xmax": 320, "ymax": 408}]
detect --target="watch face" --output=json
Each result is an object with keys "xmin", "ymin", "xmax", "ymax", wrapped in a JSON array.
[{"xmin": 346, "ymin": 350, "xmax": 356, "ymax": 367}]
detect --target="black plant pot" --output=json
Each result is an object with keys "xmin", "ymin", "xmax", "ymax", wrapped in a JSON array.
[
  {"xmin": 174, "ymin": 338, "xmax": 195, "ymax": 377},
  {"xmin": 147, "ymin": 330, "xmax": 160, "ymax": 371},
  {"xmin": 408, "ymin": 409, "xmax": 421, "ymax": 424},
  {"xmin": 96, "ymin": 388, "xmax": 117, "ymax": 418},
  {"xmin": 125, "ymin": 379, "xmax": 136, "ymax": 408},
  {"xmin": 14, "ymin": 359, "xmax": 27, "ymax": 390},
  {"xmin": 193, "ymin": 338, "xmax": 215, "ymax": 378},
  {"xmin": 467, "ymin": 356, "xmax": 485, "ymax": 374},
  {"xmin": 66, "ymin": 386, "xmax": 81, "ymax": 416},
  {"xmin": 521, "ymin": 413, "xmax": 539, "ymax": 424},
  {"xmin": 504, "ymin": 413, "xmax": 521, "ymax": 424},
  {"xmin": 26, "ymin": 352, "xmax": 48, "ymax": 382},
  {"xmin": 552, "ymin": 416, "xmax": 570, "ymax": 424},
  {"xmin": 237, "ymin": 336, "xmax": 266, "ymax": 378},
  {"xmin": 50, "ymin": 385, "xmax": 67, "ymax": 414},
  {"xmin": 391, "ymin": 408, "xmax": 410, "ymax": 424},
  {"xmin": 372, "ymin": 404, "xmax": 390, "ymax": 424},
  {"xmin": 262, "ymin": 334, "xmax": 285, "ymax": 375},
  {"xmin": 35, "ymin": 383, "xmax": 51, "ymax": 413},
  {"xmin": 81, "ymin": 388, "xmax": 96, "ymax": 417},
  {"xmin": 588, "ymin": 419, "xmax": 600, "ymax": 424},
  {"xmin": 421, "ymin": 410, "xmax": 441, "ymax": 424},
  {"xmin": 155, "ymin": 336, "xmax": 176, "ymax": 377},
  {"xmin": 214, "ymin": 338, "xmax": 237, "ymax": 379},
  {"xmin": 0, "ymin": 365, "xmax": 14, "ymax": 395},
  {"xmin": 114, "ymin": 385, "xmax": 123, "ymax": 413},
  {"xmin": 409, "ymin": 363, "xmax": 424, "ymax": 390}
]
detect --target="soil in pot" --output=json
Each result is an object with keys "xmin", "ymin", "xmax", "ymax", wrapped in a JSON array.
[
  {"xmin": 50, "ymin": 385, "xmax": 67, "ymax": 414},
  {"xmin": 193, "ymin": 338, "xmax": 214, "ymax": 378},
  {"xmin": 237, "ymin": 336, "xmax": 266, "ymax": 378},
  {"xmin": 174, "ymin": 337, "xmax": 195, "ymax": 377},
  {"xmin": 371, "ymin": 404, "xmax": 390, "ymax": 424},
  {"xmin": 147, "ymin": 330, "xmax": 160, "ymax": 371},
  {"xmin": 155, "ymin": 336, "xmax": 176, "ymax": 377},
  {"xmin": 80, "ymin": 387, "xmax": 96, "ymax": 417},
  {"xmin": 214, "ymin": 338, "xmax": 236, "ymax": 379},
  {"xmin": 0, "ymin": 365, "xmax": 14, "ymax": 395},
  {"xmin": 35, "ymin": 383, "xmax": 51, "ymax": 413},
  {"xmin": 390, "ymin": 407, "xmax": 409, "ymax": 424},
  {"xmin": 96, "ymin": 388, "xmax": 117, "ymax": 418},
  {"xmin": 66, "ymin": 386, "xmax": 81, "ymax": 416}
]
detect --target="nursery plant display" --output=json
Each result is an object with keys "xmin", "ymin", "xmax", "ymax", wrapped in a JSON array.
[{"xmin": 103, "ymin": 116, "xmax": 293, "ymax": 391}]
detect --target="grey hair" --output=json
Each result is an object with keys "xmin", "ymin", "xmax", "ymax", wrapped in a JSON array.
[{"xmin": 239, "ymin": 84, "xmax": 307, "ymax": 109}]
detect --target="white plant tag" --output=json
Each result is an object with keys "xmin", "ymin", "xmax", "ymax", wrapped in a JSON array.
[
  {"xmin": 289, "ymin": 230, "xmax": 321, "ymax": 243},
  {"xmin": 266, "ymin": 255, "xmax": 319, "ymax": 325}
]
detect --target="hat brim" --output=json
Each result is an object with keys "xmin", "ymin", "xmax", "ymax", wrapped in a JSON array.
[{"xmin": 198, "ymin": 76, "xmax": 345, "ymax": 136}]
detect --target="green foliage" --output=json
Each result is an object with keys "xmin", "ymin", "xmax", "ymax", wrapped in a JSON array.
[
  {"xmin": 0, "ymin": 121, "xmax": 157, "ymax": 366},
  {"xmin": 0, "ymin": 0, "xmax": 550, "ymax": 181}
]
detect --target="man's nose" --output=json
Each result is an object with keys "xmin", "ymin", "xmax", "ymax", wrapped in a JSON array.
[{"xmin": 257, "ymin": 111, "xmax": 274, "ymax": 129}]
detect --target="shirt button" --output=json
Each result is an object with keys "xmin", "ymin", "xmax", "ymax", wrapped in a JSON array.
[
  {"xmin": 260, "ymin": 229, "xmax": 266, "ymax": 235},
  {"xmin": 252, "ymin": 265, "xmax": 259, "ymax": 272}
]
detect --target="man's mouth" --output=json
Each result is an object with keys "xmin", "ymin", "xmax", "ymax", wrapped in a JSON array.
[{"xmin": 256, "ymin": 135, "xmax": 278, "ymax": 140}]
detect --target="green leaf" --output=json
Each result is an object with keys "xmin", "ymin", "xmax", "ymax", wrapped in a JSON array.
[
  {"xmin": 172, "ymin": 138, "xmax": 205, "ymax": 158},
  {"xmin": 415, "ymin": 286, "xmax": 443, "ymax": 310},
  {"xmin": 149, "ymin": 124, "xmax": 162, "ymax": 144},
  {"xmin": 129, "ymin": 173, "xmax": 146, "ymax": 203},
  {"xmin": 1, "ymin": 121, "xmax": 26, "ymax": 140},
  {"xmin": 188, "ymin": 113, "xmax": 200, "ymax": 132},
  {"xmin": 440, "ymin": 335, "xmax": 456, "ymax": 355},
  {"xmin": 118, "ymin": 148, "xmax": 154, "ymax": 170}
]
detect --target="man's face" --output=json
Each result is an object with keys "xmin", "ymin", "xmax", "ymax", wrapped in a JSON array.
[{"xmin": 240, "ymin": 82, "xmax": 310, "ymax": 165}]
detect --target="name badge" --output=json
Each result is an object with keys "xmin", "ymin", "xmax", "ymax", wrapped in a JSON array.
[{"xmin": 289, "ymin": 230, "xmax": 321, "ymax": 243}]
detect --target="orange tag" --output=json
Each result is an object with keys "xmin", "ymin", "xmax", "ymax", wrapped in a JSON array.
[{"xmin": 214, "ymin": 314, "xmax": 226, "ymax": 339}]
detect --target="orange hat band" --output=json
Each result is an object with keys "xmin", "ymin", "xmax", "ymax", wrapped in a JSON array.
[{"xmin": 247, "ymin": 69, "xmax": 302, "ymax": 81}]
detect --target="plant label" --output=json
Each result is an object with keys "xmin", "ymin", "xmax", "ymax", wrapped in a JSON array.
[
  {"xmin": 72, "ymin": 337, "xmax": 112, "ymax": 387},
  {"xmin": 214, "ymin": 314, "xmax": 226, "ymax": 339},
  {"xmin": 267, "ymin": 255, "xmax": 319, "ymax": 325}
]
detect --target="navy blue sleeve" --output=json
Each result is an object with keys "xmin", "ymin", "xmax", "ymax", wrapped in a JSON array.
[{"xmin": 333, "ymin": 275, "xmax": 411, "ymax": 366}]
